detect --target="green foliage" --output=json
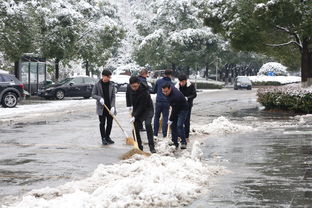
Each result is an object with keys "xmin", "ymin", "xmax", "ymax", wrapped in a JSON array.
[
  {"xmin": 252, "ymin": 81, "xmax": 282, "ymax": 86},
  {"xmin": 203, "ymin": 0, "xmax": 312, "ymax": 73},
  {"xmin": 195, "ymin": 81, "xmax": 224, "ymax": 89},
  {"xmin": 257, "ymin": 88, "xmax": 312, "ymax": 113}
]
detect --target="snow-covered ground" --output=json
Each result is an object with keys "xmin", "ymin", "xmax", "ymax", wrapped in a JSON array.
[
  {"xmin": 3, "ymin": 140, "xmax": 226, "ymax": 208},
  {"xmin": 248, "ymin": 75, "xmax": 300, "ymax": 84},
  {"xmin": 0, "ymin": 95, "xmax": 127, "ymax": 125}
]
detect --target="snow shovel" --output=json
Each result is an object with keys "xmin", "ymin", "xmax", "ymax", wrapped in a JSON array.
[
  {"xmin": 121, "ymin": 119, "xmax": 151, "ymax": 160},
  {"xmin": 103, "ymin": 104, "xmax": 135, "ymax": 145}
]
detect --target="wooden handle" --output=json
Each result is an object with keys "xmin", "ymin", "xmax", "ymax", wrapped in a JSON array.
[{"xmin": 103, "ymin": 104, "xmax": 129, "ymax": 137}]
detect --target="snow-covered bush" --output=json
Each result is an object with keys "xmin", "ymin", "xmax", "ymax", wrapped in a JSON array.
[
  {"xmin": 257, "ymin": 62, "xmax": 288, "ymax": 76},
  {"xmin": 257, "ymin": 84, "xmax": 312, "ymax": 113}
]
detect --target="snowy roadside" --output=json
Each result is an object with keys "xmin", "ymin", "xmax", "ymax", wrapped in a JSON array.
[
  {"xmin": 0, "ymin": 94, "xmax": 126, "ymax": 126},
  {"xmin": 0, "ymin": 90, "xmax": 224, "ymax": 126}
]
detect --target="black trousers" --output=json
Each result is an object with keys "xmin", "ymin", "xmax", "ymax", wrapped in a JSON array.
[
  {"xmin": 185, "ymin": 106, "xmax": 192, "ymax": 138},
  {"xmin": 133, "ymin": 113, "xmax": 154, "ymax": 151},
  {"xmin": 99, "ymin": 112, "xmax": 113, "ymax": 139}
]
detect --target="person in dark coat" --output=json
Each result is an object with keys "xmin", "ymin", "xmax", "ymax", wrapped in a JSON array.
[
  {"xmin": 162, "ymin": 83, "xmax": 189, "ymax": 149},
  {"xmin": 128, "ymin": 76, "xmax": 156, "ymax": 153},
  {"xmin": 92, "ymin": 69, "xmax": 117, "ymax": 145},
  {"xmin": 175, "ymin": 74, "xmax": 197, "ymax": 141},
  {"xmin": 153, "ymin": 69, "xmax": 174, "ymax": 139}
]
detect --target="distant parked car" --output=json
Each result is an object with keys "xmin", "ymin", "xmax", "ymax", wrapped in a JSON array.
[
  {"xmin": 234, "ymin": 76, "xmax": 252, "ymax": 90},
  {"xmin": 0, "ymin": 73, "xmax": 25, "ymax": 108},
  {"xmin": 38, "ymin": 76, "xmax": 96, "ymax": 100}
]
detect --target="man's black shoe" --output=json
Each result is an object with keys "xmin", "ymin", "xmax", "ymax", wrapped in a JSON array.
[
  {"xmin": 150, "ymin": 148, "xmax": 156, "ymax": 154},
  {"xmin": 101, "ymin": 138, "xmax": 108, "ymax": 145},
  {"xmin": 105, "ymin": 137, "xmax": 115, "ymax": 144},
  {"xmin": 180, "ymin": 143, "xmax": 187, "ymax": 149}
]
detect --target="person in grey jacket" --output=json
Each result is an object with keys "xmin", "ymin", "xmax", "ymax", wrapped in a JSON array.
[{"xmin": 92, "ymin": 70, "xmax": 117, "ymax": 145}]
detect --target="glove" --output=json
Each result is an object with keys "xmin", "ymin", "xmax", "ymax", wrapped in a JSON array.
[
  {"xmin": 110, "ymin": 107, "xmax": 115, "ymax": 114},
  {"xmin": 129, "ymin": 117, "xmax": 135, "ymax": 123},
  {"xmin": 100, "ymin": 98, "xmax": 104, "ymax": 105},
  {"xmin": 167, "ymin": 120, "xmax": 172, "ymax": 125},
  {"xmin": 127, "ymin": 106, "xmax": 133, "ymax": 112}
]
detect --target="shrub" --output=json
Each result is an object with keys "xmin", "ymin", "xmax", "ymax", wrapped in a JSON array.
[
  {"xmin": 195, "ymin": 82, "xmax": 224, "ymax": 89},
  {"xmin": 252, "ymin": 81, "xmax": 282, "ymax": 86},
  {"xmin": 257, "ymin": 84, "xmax": 312, "ymax": 113}
]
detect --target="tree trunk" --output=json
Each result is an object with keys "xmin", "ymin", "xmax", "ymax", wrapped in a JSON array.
[
  {"xmin": 205, "ymin": 64, "xmax": 209, "ymax": 80},
  {"xmin": 186, "ymin": 66, "xmax": 190, "ymax": 76},
  {"xmin": 301, "ymin": 39, "xmax": 312, "ymax": 87},
  {"xmin": 171, "ymin": 63, "xmax": 176, "ymax": 71},
  {"xmin": 85, "ymin": 60, "xmax": 90, "ymax": 76},
  {"xmin": 14, "ymin": 61, "xmax": 19, "ymax": 79},
  {"xmin": 55, "ymin": 58, "xmax": 60, "ymax": 81}
]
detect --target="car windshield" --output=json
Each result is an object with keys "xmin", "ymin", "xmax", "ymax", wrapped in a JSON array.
[
  {"xmin": 237, "ymin": 77, "xmax": 251, "ymax": 83},
  {"xmin": 58, "ymin": 78, "xmax": 74, "ymax": 85}
]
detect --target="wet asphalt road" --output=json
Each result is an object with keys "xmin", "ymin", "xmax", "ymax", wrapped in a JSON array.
[{"xmin": 1, "ymin": 88, "xmax": 312, "ymax": 207}]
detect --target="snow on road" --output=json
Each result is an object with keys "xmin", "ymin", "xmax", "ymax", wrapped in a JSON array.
[
  {"xmin": 3, "ymin": 141, "xmax": 226, "ymax": 208},
  {"xmin": 191, "ymin": 116, "xmax": 255, "ymax": 135}
]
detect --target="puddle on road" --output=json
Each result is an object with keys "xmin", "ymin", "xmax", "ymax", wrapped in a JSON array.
[{"xmin": 189, "ymin": 108, "xmax": 312, "ymax": 207}]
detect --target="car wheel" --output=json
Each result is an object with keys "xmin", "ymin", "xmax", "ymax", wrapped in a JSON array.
[
  {"xmin": 1, "ymin": 92, "xmax": 18, "ymax": 108},
  {"xmin": 55, "ymin": 90, "xmax": 65, "ymax": 100},
  {"xmin": 234, "ymin": 87, "xmax": 238, "ymax": 90},
  {"xmin": 83, "ymin": 96, "xmax": 90, "ymax": 99},
  {"xmin": 247, "ymin": 87, "xmax": 252, "ymax": 90}
]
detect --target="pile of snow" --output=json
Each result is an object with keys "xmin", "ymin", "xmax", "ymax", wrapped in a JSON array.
[
  {"xmin": 191, "ymin": 116, "xmax": 254, "ymax": 135},
  {"xmin": 257, "ymin": 62, "xmax": 288, "ymax": 76},
  {"xmin": 4, "ymin": 141, "xmax": 226, "ymax": 208},
  {"xmin": 0, "ymin": 69, "xmax": 9, "ymax": 74},
  {"xmin": 248, "ymin": 75, "xmax": 300, "ymax": 84}
]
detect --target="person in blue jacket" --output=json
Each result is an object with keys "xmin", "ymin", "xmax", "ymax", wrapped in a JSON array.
[
  {"xmin": 162, "ymin": 83, "xmax": 189, "ymax": 149},
  {"xmin": 153, "ymin": 69, "xmax": 174, "ymax": 139}
]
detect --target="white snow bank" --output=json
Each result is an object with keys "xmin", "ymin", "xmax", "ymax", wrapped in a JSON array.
[
  {"xmin": 191, "ymin": 116, "xmax": 254, "ymax": 135},
  {"xmin": 0, "ymin": 95, "xmax": 126, "ymax": 120},
  {"xmin": 248, "ymin": 75, "xmax": 300, "ymax": 84},
  {"xmin": 4, "ymin": 141, "xmax": 226, "ymax": 208}
]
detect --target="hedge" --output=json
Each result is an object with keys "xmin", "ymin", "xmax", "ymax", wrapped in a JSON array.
[{"xmin": 257, "ymin": 84, "xmax": 312, "ymax": 113}]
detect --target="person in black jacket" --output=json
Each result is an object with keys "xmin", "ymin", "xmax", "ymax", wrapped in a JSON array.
[
  {"xmin": 128, "ymin": 76, "xmax": 156, "ymax": 153},
  {"xmin": 175, "ymin": 74, "xmax": 197, "ymax": 141},
  {"xmin": 153, "ymin": 69, "xmax": 174, "ymax": 139},
  {"xmin": 162, "ymin": 83, "xmax": 189, "ymax": 149}
]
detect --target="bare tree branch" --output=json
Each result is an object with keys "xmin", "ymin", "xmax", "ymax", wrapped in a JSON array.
[
  {"xmin": 265, "ymin": 40, "xmax": 301, "ymax": 47},
  {"xmin": 275, "ymin": 25, "xmax": 303, "ymax": 49},
  {"xmin": 275, "ymin": 25, "xmax": 291, "ymax": 33}
]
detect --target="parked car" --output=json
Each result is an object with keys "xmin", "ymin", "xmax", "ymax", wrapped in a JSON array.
[
  {"xmin": 0, "ymin": 73, "xmax": 24, "ymax": 108},
  {"xmin": 38, "ymin": 76, "xmax": 96, "ymax": 100},
  {"xmin": 234, "ymin": 76, "xmax": 252, "ymax": 90}
]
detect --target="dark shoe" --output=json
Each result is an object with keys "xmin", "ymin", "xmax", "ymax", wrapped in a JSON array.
[
  {"xmin": 169, "ymin": 141, "xmax": 179, "ymax": 149},
  {"xmin": 101, "ymin": 138, "xmax": 108, "ymax": 145},
  {"xmin": 105, "ymin": 137, "xmax": 115, "ymax": 144},
  {"xmin": 150, "ymin": 147, "xmax": 156, "ymax": 154},
  {"xmin": 139, "ymin": 146, "xmax": 144, "ymax": 151},
  {"xmin": 180, "ymin": 143, "xmax": 187, "ymax": 149}
]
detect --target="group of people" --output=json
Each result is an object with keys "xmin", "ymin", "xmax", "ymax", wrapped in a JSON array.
[{"xmin": 92, "ymin": 68, "xmax": 197, "ymax": 154}]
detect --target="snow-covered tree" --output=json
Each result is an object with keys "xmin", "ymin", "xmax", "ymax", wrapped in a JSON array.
[
  {"xmin": 258, "ymin": 62, "xmax": 288, "ymax": 76},
  {"xmin": 133, "ymin": 0, "xmax": 225, "ymax": 73},
  {"xmin": 0, "ymin": 1, "xmax": 40, "ymax": 64},
  {"xmin": 0, "ymin": 0, "xmax": 125, "ymax": 78},
  {"xmin": 203, "ymin": 0, "xmax": 312, "ymax": 84}
]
